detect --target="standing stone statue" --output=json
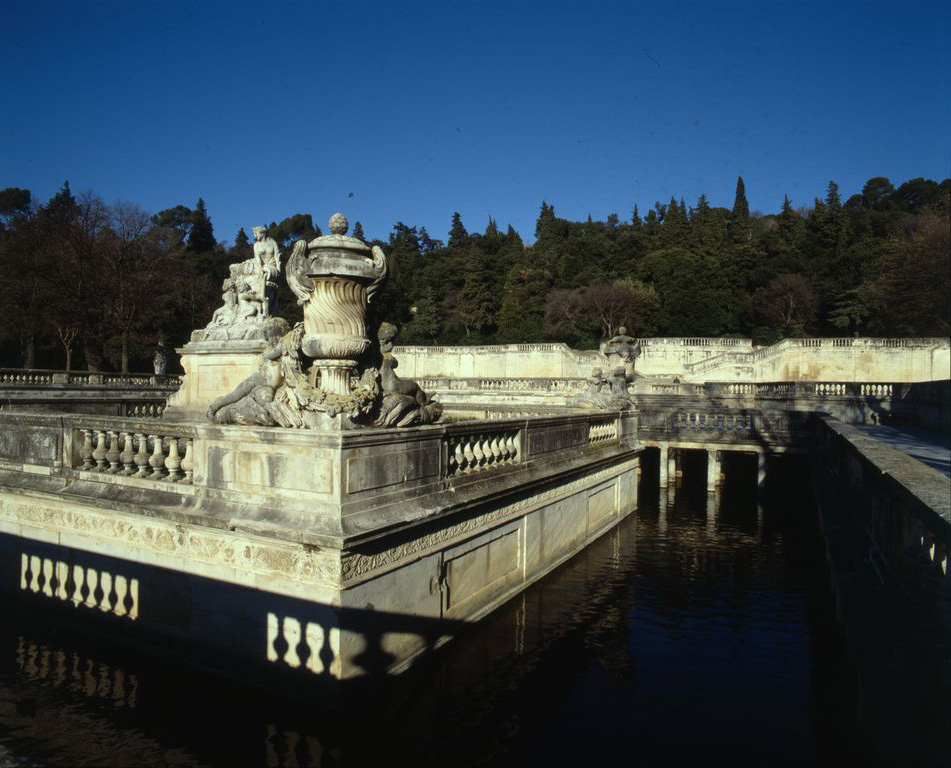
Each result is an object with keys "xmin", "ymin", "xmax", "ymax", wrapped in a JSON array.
[
  {"xmin": 153, "ymin": 342, "xmax": 167, "ymax": 375},
  {"xmin": 604, "ymin": 326, "xmax": 640, "ymax": 377},
  {"xmin": 252, "ymin": 226, "xmax": 281, "ymax": 316}
]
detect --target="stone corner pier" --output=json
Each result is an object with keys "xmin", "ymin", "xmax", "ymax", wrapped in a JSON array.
[{"xmin": 0, "ymin": 407, "xmax": 640, "ymax": 685}]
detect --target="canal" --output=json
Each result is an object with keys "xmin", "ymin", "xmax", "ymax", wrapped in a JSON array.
[{"xmin": 0, "ymin": 457, "xmax": 864, "ymax": 767}]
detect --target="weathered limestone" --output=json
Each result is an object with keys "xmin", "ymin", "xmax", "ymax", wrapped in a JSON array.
[
  {"xmin": 394, "ymin": 337, "xmax": 951, "ymax": 383},
  {"xmin": 0, "ymin": 408, "xmax": 640, "ymax": 682}
]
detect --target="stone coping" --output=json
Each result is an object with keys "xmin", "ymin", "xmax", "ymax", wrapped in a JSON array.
[{"xmin": 818, "ymin": 415, "xmax": 950, "ymax": 535}]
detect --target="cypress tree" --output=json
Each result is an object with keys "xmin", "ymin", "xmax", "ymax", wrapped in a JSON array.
[
  {"xmin": 732, "ymin": 176, "xmax": 749, "ymax": 220},
  {"xmin": 353, "ymin": 221, "xmax": 366, "ymax": 242}
]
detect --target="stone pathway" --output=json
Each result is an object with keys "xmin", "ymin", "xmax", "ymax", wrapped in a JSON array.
[{"xmin": 854, "ymin": 424, "xmax": 951, "ymax": 478}]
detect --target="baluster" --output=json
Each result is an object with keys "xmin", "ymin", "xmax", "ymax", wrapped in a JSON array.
[
  {"xmin": 473, "ymin": 437, "xmax": 485, "ymax": 466},
  {"xmin": 164, "ymin": 438, "xmax": 182, "ymax": 482},
  {"xmin": 181, "ymin": 439, "xmax": 194, "ymax": 484},
  {"xmin": 120, "ymin": 432, "xmax": 136, "ymax": 475},
  {"xmin": 92, "ymin": 430, "xmax": 108, "ymax": 472},
  {"xmin": 453, "ymin": 442, "xmax": 464, "ymax": 473},
  {"xmin": 463, "ymin": 440, "xmax": 475, "ymax": 472},
  {"xmin": 148, "ymin": 435, "xmax": 165, "ymax": 479},
  {"xmin": 133, "ymin": 434, "xmax": 149, "ymax": 478},
  {"xmin": 79, "ymin": 429, "xmax": 95, "ymax": 470},
  {"xmin": 106, "ymin": 431, "xmax": 121, "ymax": 473}
]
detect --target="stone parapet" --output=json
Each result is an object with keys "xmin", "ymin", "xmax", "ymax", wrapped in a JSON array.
[
  {"xmin": 0, "ymin": 408, "xmax": 640, "ymax": 684},
  {"xmin": 393, "ymin": 336, "xmax": 951, "ymax": 383}
]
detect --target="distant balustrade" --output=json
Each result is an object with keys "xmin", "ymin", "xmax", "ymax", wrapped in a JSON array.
[{"xmin": 0, "ymin": 368, "xmax": 181, "ymax": 389}]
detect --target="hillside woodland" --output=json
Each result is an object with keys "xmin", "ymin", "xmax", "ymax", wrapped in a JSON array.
[{"xmin": 0, "ymin": 176, "xmax": 947, "ymax": 372}]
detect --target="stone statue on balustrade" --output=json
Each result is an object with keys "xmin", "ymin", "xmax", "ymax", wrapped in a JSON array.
[
  {"xmin": 153, "ymin": 342, "xmax": 167, "ymax": 375},
  {"xmin": 570, "ymin": 366, "xmax": 634, "ymax": 410},
  {"xmin": 603, "ymin": 326, "xmax": 640, "ymax": 377},
  {"xmin": 196, "ymin": 226, "xmax": 282, "ymax": 342},
  {"xmin": 375, "ymin": 322, "xmax": 443, "ymax": 427},
  {"xmin": 206, "ymin": 213, "xmax": 441, "ymax": 430}
]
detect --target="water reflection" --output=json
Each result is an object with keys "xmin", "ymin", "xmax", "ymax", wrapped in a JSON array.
[{"xmin": 0, "ymin": 457, "xmax": 860, "ymax": 767}]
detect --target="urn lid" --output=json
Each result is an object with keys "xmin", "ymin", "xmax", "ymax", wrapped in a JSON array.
[{"xmin": 307, "ymin": 212, "xmax": 371, "ymax": 257}]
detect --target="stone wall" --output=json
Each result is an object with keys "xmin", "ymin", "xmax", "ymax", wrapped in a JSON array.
[
  {"xmin": 0, "ymin": 408, "xmax": 641, "ymax": 684},
  {"xmin": 394, "ymin": 337, "xmax": 951, "ymax": 383}
]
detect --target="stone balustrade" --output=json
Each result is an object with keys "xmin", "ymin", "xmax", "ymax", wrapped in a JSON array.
[
  {"xmin": 588, "ymin": 417, "xmax": 619, "ymax": 445},
  {"xmin": 394, "ymin": 337, "xmax": 949, "ymax": 383},
  {"xmin": 0, "ymin": 370, "xmax": 55, "ymax": 385},
  {"xmin": 72, "ymin": 424, "xmax": 195, "ymax": 484},
  {"xmin": 445, "ymin": 428, "xmax": 521, "ymax": 476},
  {"xmin": 0, "ymin": 368, "xmax": 181, "ymax": 388}
]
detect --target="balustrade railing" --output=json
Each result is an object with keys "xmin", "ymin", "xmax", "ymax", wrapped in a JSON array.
[
  {"xmin": 0, "ymin": 370, "xmax": 54, "ymax": 384},
  {"xmin": 445, "ymin": 428, "xmax": 521, "ymax": 477},
  {"xmin": 0, "ymin": 368, "xmax": 180, "ymax": 389},
  {"xmin": 70, "ymin": 422, "xmax": 196, "ymax": 484},
  {"xmin": 588, "ymin": 417, "xmax": 619, "ymax": 445},
  {"xmin": 671, "ymin": 412, "xmax": 753, "ymax": 434}
]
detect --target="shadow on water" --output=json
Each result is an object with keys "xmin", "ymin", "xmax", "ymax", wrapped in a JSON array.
[{"xmin": 0, "ymin": 457, "xmax": 869, "ymax": 767}]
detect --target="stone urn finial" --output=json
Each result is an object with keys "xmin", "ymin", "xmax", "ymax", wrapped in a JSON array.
[{"xmin": 329, "ymin": 212, "xmax": 349, "ymax": 236}]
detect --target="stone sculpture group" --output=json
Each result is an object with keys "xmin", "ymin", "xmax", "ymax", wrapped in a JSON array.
[{"xmin": 205, "ymin": 213, "xmax": 442, "ymax": 429}]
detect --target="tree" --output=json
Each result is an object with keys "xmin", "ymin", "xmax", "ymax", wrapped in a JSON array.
[
  {"xmin": 188, "ymin": 198, "xmax": 216, "ymax": 253},
  {"xmin": 730, "ymin": 176, "xmax": 750, "ymax": 242},
  {"xmin": 0, "ymin": 187, "xmax": 31, "ymax": 231},
  {"xmin": 454, "ymin": 248, "xmax": 496, "ymax": 339},
  {"xmin": 403, "ymin": 286, "xmax": 441, "ymax": 344},
  {"xmin": 748, "ymin": 273, "xmax": 818, "ymax": 337},
  {"xmin": 448, "ymin": 212, "xmax": 468, "ymax": 248},
  {"xmin": 353, "ymin": 221, "xmax": 366, "ymax": 242}
]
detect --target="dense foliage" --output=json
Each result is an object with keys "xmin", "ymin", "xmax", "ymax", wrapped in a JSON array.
[{"xmin": 0, "ymin": 175, "xmax": 947, "ymax": 371}]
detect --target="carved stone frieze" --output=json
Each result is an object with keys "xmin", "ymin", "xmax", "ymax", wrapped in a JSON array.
[{"xmin": 340, "ymin": 458, "xmax": 639, "ymax": 582}]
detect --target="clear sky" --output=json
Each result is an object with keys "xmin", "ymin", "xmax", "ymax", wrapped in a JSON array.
[{"xmin": 3, "ymin": 0, "xmax": 949, "ymax": 245}]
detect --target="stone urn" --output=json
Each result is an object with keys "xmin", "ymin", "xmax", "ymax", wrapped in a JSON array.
[{"xmin": 298, "ymin": 213, "xmax": 386, "ymax": 396}]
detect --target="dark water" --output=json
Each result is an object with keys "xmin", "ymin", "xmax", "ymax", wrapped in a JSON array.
[{"xmin": 0, "ymin": 455, "xmax": 860, "ymax": 767}]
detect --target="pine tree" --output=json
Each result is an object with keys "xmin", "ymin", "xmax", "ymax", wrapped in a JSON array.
[
  {"xmin": 234, "ymin": 228, "xmax": 250, "ymax": 249},
  {"xmin": 631, "ymin": 205, "xmax": 642, "ymax": 230},
  {"xmin": 448, "ymin": 211, "xmax": 468, "ymax": 248},
  {"xmin": 188, "ymin": 198, "xmax": 216, "ymax": 252},
  {"xmin": 353, "ymin": 221, "xmax": 366, "ymax": 241}
]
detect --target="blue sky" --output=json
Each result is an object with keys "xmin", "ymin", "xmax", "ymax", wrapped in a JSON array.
[{"xmin": 3, "ymin": 0, "xmax": 949, "ymax": 245}]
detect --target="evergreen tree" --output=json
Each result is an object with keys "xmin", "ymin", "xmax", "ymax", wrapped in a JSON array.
[
  {"xmin": 353, "ymin": 221, "xmax": 366, "ymax": 242},
  {"xmin": 631, "ymin": 205, "xmax": 642, "ymax": 230},
  {"xmin": 188, "ymin": 198, "xmax": 216, "ymax": 253},
  {"xmin": 448, "ymin": 211, "xmax": 468, "ymax": 248},
  {"xmin": 732, "ymin": 176, "xmax": 750, "ymax": 219},
  {"xmin": 730, "ymin": 176, "xmax": 750, "ymax": 242}
]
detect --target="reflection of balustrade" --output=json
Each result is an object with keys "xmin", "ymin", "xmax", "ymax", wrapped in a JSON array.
[
  {"xmin": 588, "ymin": 417, "xmax": 619, "ymax": 445},
  {"xmin": 20, "ymin": 551, "xmax": 140, "ymax": 620},
  {"xmin": 445, "ymin": 429, "xmax": 520, "ymax": 476},
  {"xmin": 72, "ymin": 424, "xmax": 195, "ymax": 483},
  {"xmin": 15, "ymin": 635, "xmax": 140, "ymax": 708}
]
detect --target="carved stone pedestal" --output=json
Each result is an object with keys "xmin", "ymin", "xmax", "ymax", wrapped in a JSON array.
[{"xmin": 164, "ymin": 338, "xmax": 267, "ymax": 420}]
